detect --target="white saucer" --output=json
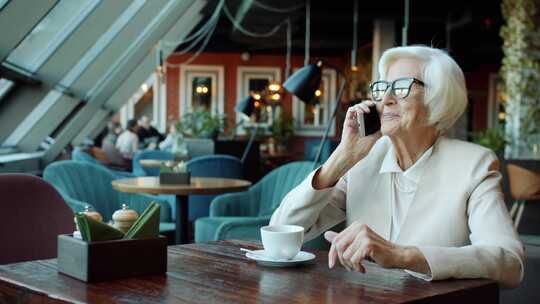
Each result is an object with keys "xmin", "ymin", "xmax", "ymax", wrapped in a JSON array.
[{"xmin": 245, "ymin": 250, "xmax": 316, "ymax": 267}]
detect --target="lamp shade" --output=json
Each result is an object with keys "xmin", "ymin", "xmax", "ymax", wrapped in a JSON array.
[
  {"xmin": 283, "ymin": 62, "xmax": 322, "ymax": 104},
  {"xmin": 235, "ymin": 95, "xmax": 256, "ymax": 117}
]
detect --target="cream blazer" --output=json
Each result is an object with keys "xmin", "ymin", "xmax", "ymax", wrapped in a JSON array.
[{"xmin": 270, "ymin": 136, "xmax": 524, "ymax": 288}]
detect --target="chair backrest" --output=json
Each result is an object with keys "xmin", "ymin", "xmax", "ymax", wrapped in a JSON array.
[
  {"xmin": 132, "ymin": 150, "xmax": 174, "ymax": 176},
  {"xmin": 507, "ymin": 164, "xmax": 540, "ymax": 200},
  {"xmin": 43, "ymin": 160, "xmax": 123, "ymax": 220},
  {"xmin": 254, "ymin": 161, "xmax": 315, "ymax": 216},
  {"xmin": 185, "ymin": 138, "xmax": 215, "ymax": 158},
  {"xmin": 304, "ymin": 139, "xmax": 338, "ymax": 164},
  {"xmin": 187, "ymin": 154, "xmax": 243, "ymax": 178},
  {"xmin": 187, "ymin": 154, "xmax": 243, "ymax": 220},
  {"xmin": 0, "ymin": 174, "xmax": 74, "ymax": 264},
  {"xmin": 72, "ymin": 147, "xmax": 100, "ymax": 165}
]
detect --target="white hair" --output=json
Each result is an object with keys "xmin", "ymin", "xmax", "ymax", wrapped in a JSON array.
[{"xmin": 378, "ymin": 45, "xmax": 468, "ymax": 133}]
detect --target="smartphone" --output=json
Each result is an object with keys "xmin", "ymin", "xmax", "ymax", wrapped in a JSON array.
[{"xmin": 357, "ymin": 106, "xmax": 381, "ymax": 137}]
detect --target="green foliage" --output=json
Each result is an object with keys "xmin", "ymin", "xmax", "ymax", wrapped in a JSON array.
[
  {"xmin": 270, "ymin": 114, "xmax": 295, "ymax": 147},
  {"xmin": 176, "ymin": 107, "xmax": 226, "ymax": 139},
  {"xmin": 500, "ymin": 0, "xmax": 540, "ymax": 156},
  {"xmin": 471, "ymin": 127, "xmax": 509, "ymax": 156}
]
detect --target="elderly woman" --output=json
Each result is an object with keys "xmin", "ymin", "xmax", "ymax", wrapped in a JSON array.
[{"xmin": 270, "ymin": 46, "xmax": 524, "ymax": 288}]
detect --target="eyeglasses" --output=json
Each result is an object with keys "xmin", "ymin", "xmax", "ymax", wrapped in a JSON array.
[{"xmin": 370, "ymin": 77, "xmax": 425, "ymax": 102}]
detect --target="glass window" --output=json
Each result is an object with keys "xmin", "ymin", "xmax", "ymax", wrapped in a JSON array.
[
  {"xmin": 192, "ymin": 77, "xmax": 212, "ymax": 111},
  {"xmin": 0, "ymin": 0, "xmax": 9, "ymax": 11},
  {"xmin": 61, "ymin": 0, "xmax": 145, "ymax": 87},
  {"xmin": 0, "ymin": 78, "xmax": 14, "ymax": 100},
  {"xmin": 6, "ymin": 0, "xmax": 100, "ymax": 72}
]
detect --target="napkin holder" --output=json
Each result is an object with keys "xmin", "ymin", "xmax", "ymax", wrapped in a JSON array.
[
  {"xmin": 57, "ymin": 234, "xmax": 167, "ymax": 282},
  {"xmin": 159, "ymin": 171, "xmax": 190, "ymax": 185}
]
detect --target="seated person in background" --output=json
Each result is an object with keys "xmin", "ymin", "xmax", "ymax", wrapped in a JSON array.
[
  {"xmin": 101, "ymin": 122, "xmax": 123, "ymax": 149},
  {"xmin": 115, "ymin": 119, "xmax": 139, "ymax": 159},
  {"xmin": 270, "ymin": 45, "xmax": 524, "ymax": 288},
  {"xmin": 137, "ymin": 115, "xmax": 164, "ymax": 148},
  {"xmin": 159, "ymin": 122, "xmax": 188, "ymax": 158}
]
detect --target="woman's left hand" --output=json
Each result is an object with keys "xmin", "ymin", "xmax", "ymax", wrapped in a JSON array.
[{"xmin": 325, "ymin": 222, "xmax": 410, "ymax": 272}]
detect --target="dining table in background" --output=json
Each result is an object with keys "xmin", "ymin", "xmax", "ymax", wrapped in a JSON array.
[
  {"xmin": 112, "ymin": 177, "xmax": 251, "ymax": 244},
  {"xmin": 0, "ymin": 240, "xmax": 499, "ymax": 303}
]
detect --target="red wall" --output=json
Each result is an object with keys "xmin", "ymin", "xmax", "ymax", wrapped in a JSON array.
[
  {"xmin": 465, "ymin": 64, "xmax": 499, "ymax": 131},
  {"xmin": 165, "ymin": 51, "xmax": 497, "ymax": 158},
  {"xmin": 165, "ymin": 52, "xmax": 348, "ymax": 157}
]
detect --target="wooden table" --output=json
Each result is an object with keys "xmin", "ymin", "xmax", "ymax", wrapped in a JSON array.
[
  {"xmin": 112, "ymin": 177, "xmax": 251, "ymax": 244},
  {"xmin": 0, "ymin": 240, "xmax": 499, "ymax": 303}
]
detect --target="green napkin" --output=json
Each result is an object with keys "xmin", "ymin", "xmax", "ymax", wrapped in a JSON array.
[
  {"xmin": 75, "ymin": 213, "xmax": 124, "ymax": 242},
  {"xmin": 123, "ymin": 202, "xmax": 160, "ymax": 240}
]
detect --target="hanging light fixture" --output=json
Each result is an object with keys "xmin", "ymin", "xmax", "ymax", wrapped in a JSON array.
[{"xmin": 283, "ymin": 61, "xmax": 322, "ymax": 104}]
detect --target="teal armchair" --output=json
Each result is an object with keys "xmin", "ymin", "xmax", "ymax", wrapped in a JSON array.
[
  {"xmin": 195, "ymin": 161, "xmax": 316, "ymax": 243},
  {"xmin": 43, "ymin": 160, "xmax": 175, "ymax": 233},
  {"xmin": 72, "ymin": 147, "xmax": 134, "ymax": 179}
]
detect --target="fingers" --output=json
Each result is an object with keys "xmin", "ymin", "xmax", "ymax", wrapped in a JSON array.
[
  {"xmin": 332, "ymin": 224, "xmax": 362, "ymax": 271},
  {"xmin": 350, "ymin": 247, "xmax": 368, "ymax": 273},
  {"xmin": 326, "ymin": 230, "xmax": 339, "ymax": 268},
  {"xmin": 324, "ymin": 231, "xmax": 338, "ymax": 243},
  {"xmin": 328, "ymin": 241, "xmax": 337, "ymax": 269}
]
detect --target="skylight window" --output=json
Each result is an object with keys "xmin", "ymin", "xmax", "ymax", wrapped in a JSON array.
[
  {"xmin": 0, "ymin": 78, "xmax": 14, "ymax": 100},
  {"xmin": 6, "ymin": 0, "xmax": 100, "ymax": 72},
  {"xmin": 0, "ymin": 0, "xmax": 9, "ymax": 11}
]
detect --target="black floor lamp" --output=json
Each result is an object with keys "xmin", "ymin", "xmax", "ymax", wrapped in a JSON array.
[
  {"xmin": 283, "ymin": 61, "xmax": 346, "ymax": 170},
  {"xmin": 235, "ymin": 95, "xmax": 261, "ymax": 164}
]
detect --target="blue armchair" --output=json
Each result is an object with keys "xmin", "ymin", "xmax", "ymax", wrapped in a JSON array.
[
  {"xmin": 43, "ymin": 160, "xmax": 175, "ymax": 233},
  {"xmin": 72, "ymin": 147, "xmax": 134, "ymax": 178},
  {"xmin": 195, "ymin": 161, "xmax": 320, "ymax": 244},
  {"xmin": 186, "ymin": 155, "xmax": 243, "ymax": 221},
  {"xmin": 304, "ymin": 139, "xmax": 339, "ymax": 165},
  {"xmin": 132, "ymin": 150, "xmax": 174, "ymax": 176}
]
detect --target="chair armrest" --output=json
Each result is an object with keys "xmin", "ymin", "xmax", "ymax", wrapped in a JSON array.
[
  {"xmin": 111, "ymin": 170, "xmax": 135, "ymax": 178},
  {"xmin": 215, "ymin": 216, "xmax": 271, "ymax": 241},
  {"xmin": 118, "ymin": 192, "xmax": 172, "ymax": 222},
  {"xmin": 209, "ymin": 190, "xmax": 258, "ymax": 217},
  {"xmin": 54, "ymin": 188, "xmax": 94, "ymax": 213}
]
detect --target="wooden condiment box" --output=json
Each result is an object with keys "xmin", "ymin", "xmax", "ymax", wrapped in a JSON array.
[
  {"xmin": 57, "ymin": 234, "xmax": 167, "ymax": 282},
  {"xmin": 159, "ymin": 172, "xmax": 190, "ymax": 184}
]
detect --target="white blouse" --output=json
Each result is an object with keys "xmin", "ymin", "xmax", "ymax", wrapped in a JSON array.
[{"xmin": 379, "ymin": 144, "xmax": 433, "ymax": 242}]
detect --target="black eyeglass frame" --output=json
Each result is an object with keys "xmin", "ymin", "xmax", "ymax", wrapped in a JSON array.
[{"xmin": 369, "ymin": 77, "xmax": 425, "ymax": 102}]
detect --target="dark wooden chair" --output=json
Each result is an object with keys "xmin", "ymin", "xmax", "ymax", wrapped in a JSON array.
[{"xmin": 0, "ymin": 174, "xmax": 74, "ymax": 264}]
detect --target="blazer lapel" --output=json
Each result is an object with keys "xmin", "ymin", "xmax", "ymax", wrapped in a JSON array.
[{"xmin": 369, "ymin": 173, "xmax": 392, "ymax": 239}]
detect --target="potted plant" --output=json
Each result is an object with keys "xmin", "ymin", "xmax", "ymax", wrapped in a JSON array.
[
  {"xmin": 176, "ymin": 107, "xmax": 226, "ymax": 140},
  {"xmin": 471, "ymin": 126, "xmax": 509, "ymax": 158},
  {"xmin": 270, "ymin": 114, "xmax": 295, "ymax": 153}
]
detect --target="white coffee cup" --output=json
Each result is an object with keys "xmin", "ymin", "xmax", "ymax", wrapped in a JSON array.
[{"xmin": 260, "ymin": 225, "xmax": 304, "ymax": 260}]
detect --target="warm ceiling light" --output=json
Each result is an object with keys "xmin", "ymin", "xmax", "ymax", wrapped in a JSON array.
[
  {"xmin": 141, "ymin": 84, "xmax": 149, "ymax": 93},
  {"xmin": 271, "ymin": 93, "xmax": 280, "ymax": 101},
  {"xmin": 268, "ymin": 82, "xmax": 281, "ymax": 92},
  {"xmin": 315, "ymin": 89, "xmax": 322, "ymax": 97},
  {"xmin": 351, "ymin": 66, "xmax": 359, "ymax": 72},
  {"xmin": 253, "ymin": 93, "xmax": 261, "ymax": 100},
  {"xmin": 254, "ymin": 101, "xmax": 261, "ymax": 108},
  {"xmin": 196, "ymin": 85, "xmax": 208, "ymax": 94}
]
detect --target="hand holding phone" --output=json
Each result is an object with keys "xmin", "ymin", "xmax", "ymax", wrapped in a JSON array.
[{"xmin": 357, "ymin": 104, "xmax": 381, "ymax": 137}]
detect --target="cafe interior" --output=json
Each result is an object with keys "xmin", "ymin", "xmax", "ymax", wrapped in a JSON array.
[{"xmin": 0, "ymin": 0, "xmax": 539, "ymax": 303}]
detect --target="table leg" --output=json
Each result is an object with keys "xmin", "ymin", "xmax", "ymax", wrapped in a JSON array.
[{"xmin": 175, "ymin": 195, "xmax": 189, "ymax": 244}]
